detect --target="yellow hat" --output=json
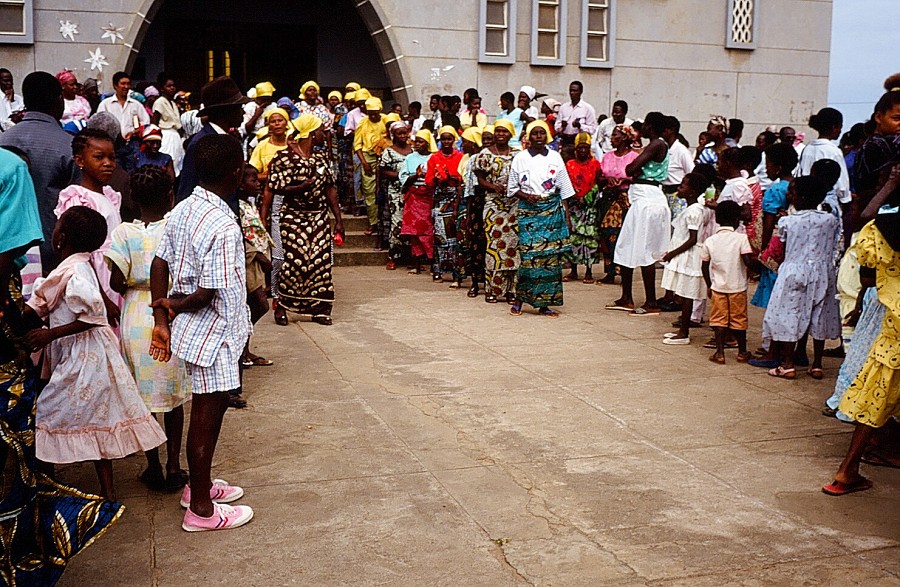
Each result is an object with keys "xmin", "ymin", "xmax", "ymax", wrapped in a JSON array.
[
  {"xmin": 355, "ymin": 88, "xmax": 371, "ymax": 101},
  {"xmin": 254, "ymin": 81, "xmax": 276, "ymax": 98},
  {"xmin": 292, "ymin": 113, "xmax": 323, "ymax": 139},
  {"xmin": 365, "ymin": 97, "xmax": 383, "ymax": 112},
  {"xmin": 345, "ymin": 82, "xmax": 361, "ymax": 92},
  {"xmin": 526, "ymin": 120, "xmax": 551, "ymax": 138},
  {"xmin": 264, "ymin": 108, "xmax": 292, "ymax": 125},
  {"xmin": 483, "ymin": 124, "xmax": 495, "ymax": 135},
  {"xmin": 438, "ymin": 125, "xmax": 458, "ymax": 138},
  {"xmin": 344, "ymin": 91, "xmax": 356, "ymax": 102},
  {"xmin": 384, "ymin": 112, "xmax": 401, "ymax": 124},
  {"xmin": 328, "ymin": 90, "xmax": 342, "ymax": 102},
  {"xmin": 415, "ymin": 129, "xmax": 438, "ymax": 153},
  {"xmin": 574, "ymin": 132, "xmax": 592, "ymax": 147},
  {"xmin": 300, "ymin": 81, "xmax": 319, "ymax": 97},
  {"xmin": 493, "ymin": 118, "xmax": 516, "ymax": 136},
  {"xmin": 462, "ymin": 126, "xmax": 483, "ymax": 148}
]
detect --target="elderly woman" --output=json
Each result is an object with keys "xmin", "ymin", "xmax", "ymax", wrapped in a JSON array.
[
  {"xmin": 400, "ymin": 130, "xmax": 438, "ymax": 274},
  {"xmin": 249, "ymin": 107, "xmax": 292, "ymax": 183},
  {"xmin": 262, "ymin": 114, "xmax": 345, "ymax": 326},
  {"xmin": 426, "ymin": 126, "xmax": 464, "ymax": 283},
  {"xmin": 597, "ymin": 125, "xmax": 640, "ymax": 283},
  {"xmin": 57, "ymin": 70, "xmax": 92, "ymax": 125},
  {"xmin": 507, "ymin": 121, "xmax": 574, "ymax": 317},
  {"xmin": 564, "ymin": 132, "xmax": 603, "ymax": 283},
  {"xmin": 474, "ymin": 119, "xmax": 520, "ymax": 303},
  {"xmin": 379, "ymin": 120, "xmax": 413, "ymax": 269}
]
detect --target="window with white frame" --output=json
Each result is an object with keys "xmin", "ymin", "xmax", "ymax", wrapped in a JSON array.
[
  {"xmin": 479, "ymin": 0, "xmax": 517, "ymax": 64},
  {"xmin": 531, "ymin": 0, "xmax": 566, "ymax": 66},
  {"xmin": 580, "ymin": 0, "xmax": 616, "ymax": 68},
  {"xmin": 0, "ymin": 0, "xmax": 31, "ymax": 43},
  {"xmin": 726, "ymin": 0, "xmax": 758, "ymax": 50}
]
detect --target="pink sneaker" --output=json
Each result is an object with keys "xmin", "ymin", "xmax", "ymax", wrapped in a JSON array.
[
  {"xmin": 182, "ymin": 502, "xmax": 254, "ymax": 532},
  {"xmin": 180, "ymin": 479, "xmax": 245, "ymax": 508}
]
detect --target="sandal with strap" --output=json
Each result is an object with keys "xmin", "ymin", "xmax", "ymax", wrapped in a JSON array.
[
  {"xmin": 768, "ymin": 366, "xmax": 797, "ymax": 379},
  {"xmin": 467, "ymin": 286, "xmax": 479, "ymax": 298},
  {"xmin": 509, "ymin": 304, "xmax": 523, "ymax": 316},
  {"xmin": 538, "ymin": 307, "xmax": 560, "ymax": 318},
  {"xmin": 485, "ymin": 295, "xmax": 498, "ymax": 304}
]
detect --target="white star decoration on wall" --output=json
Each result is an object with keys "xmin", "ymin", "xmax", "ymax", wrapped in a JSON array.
[
  {"xmin": 84, "ymin": 48, "xmax": 110, "ymax": 72},
  {"xmin": 59, "ymin": 20, "xmax": 79, "ymax": 41},
  {"xmin": 100, "ymin": 23, "xmax": 125, "ymax": 43}
]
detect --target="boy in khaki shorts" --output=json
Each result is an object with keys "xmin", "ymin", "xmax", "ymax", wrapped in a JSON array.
[{"xmin": 701, "ymin": 201, "xmax": 755, "ymax": 364}]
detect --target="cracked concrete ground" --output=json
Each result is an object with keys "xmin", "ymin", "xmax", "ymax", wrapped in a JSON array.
[{"xmin": 60, "ymin": 266, "xmax": 899, "ymax": 586}]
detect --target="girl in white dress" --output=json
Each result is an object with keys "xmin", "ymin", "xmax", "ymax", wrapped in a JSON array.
[{"xmin": 25, "ymin": 206, "xmax": 166, "ymax": 501}]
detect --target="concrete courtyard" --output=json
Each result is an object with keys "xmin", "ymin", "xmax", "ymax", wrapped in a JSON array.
[{"xmin": 59, "ymin": 266, "xmax": 899, "ymax": 586}]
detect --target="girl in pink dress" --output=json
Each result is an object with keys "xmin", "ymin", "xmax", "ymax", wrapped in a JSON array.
[
  {"xmin": 25, "ymin": 206, "xmax": 166, "ymax": 501},
  {"xmin": 597, "ymin": 125, "xmax": 639, "ymax": 283},
  {"xmin": 55, "ymin": 127, "xmax": 124, "ymax": 314}
]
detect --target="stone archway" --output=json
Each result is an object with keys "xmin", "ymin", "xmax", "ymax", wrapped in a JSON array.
[{"xmin": 123, "ymin": 0, "xmax": 411, "ymax": 104}]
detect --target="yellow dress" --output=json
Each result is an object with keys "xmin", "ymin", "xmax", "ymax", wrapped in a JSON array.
[{"xmin": 839, "ymin": 221, "xmax": 900, "ymax": 427}]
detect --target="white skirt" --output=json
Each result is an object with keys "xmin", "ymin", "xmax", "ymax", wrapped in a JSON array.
[
  {"xmin": 614, "ymin": 183, "xmax": 670, "ymax": 268},
  {"xmin": 661, "ymin": 267, "xmax": 707, "ymax": 301},
  {"xmin": 160, "ymin": 128, "xmax": 185, "ymax": 176}
]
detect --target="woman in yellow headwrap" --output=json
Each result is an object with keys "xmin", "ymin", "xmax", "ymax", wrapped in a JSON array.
[
  {"xmin": 297, "ymin": 80, "xmax": 334, "ymax": 130},
  {"xmin": 427, "ymin": 126, "xmax": 465, "ymax": 282},
  {"xmin": 400, "ymin": 129, "xmax": 438, "ymax": 273},
  {"xmin": 249, "ymin": 108, "xmax": 292, "ymax": 184},
  {"xmin": 262, "ymin": 113, "xmax": 345, "ymax": 326},
  {"xmin": 474, "ymin": 118, "xmax": 521, "ymax": 303},
  {"xmin": 507, "ymin": 120, "xmax": 576, "ymax": 317},
  {"xmin": 564, "ymin": 132, "xmax": 603, "ymax": 283},
  {"xmin": 456, "ymin": 126, "xmax": 485, "ymax": 294}
]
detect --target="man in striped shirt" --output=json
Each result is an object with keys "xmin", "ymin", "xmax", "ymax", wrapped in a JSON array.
[{"xmin": 150, "ymin": 134, "xmax": 254, "ymax": 532}]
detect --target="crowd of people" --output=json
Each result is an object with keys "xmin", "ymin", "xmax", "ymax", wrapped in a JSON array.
[{"xmin": 0, "ymin": 62, "xmax": 899, "ymax": 579}]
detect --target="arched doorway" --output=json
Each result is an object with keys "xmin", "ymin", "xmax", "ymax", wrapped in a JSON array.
[{"xmin": 125, "ymin": 0, "xmax": 409, "ymax": 104}]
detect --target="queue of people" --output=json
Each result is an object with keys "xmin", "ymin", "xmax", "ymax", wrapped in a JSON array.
[{"xmin": 0, "ymin": 64, "xmax": 898, "ymax": 585}]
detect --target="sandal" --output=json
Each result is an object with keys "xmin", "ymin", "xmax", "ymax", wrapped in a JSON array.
[
  {"xmin": 821, "ymin": 406, "xmax": 838, "ymax": 418},
  {"xmin": 274, "ymin": 308, "xmax": 289, "ymax": 326},
  {"xmin": 509, "ymin": 304, "xmax": 523, "ymax": 316},
  {"xmin": 629, "ymin": 306, "xmax": 661, "ymax": 316},
  {"xmin": 485, "ymin": 295, "xmax": 498, "ymax": 304},
  {"xmin": 165, "ymin": 469, "xmax": 190, "ymax": 492},
  {"xmin": 708, "ymin": 352, "xmax": 726, "ymax": 365},
  {"xmin": 768, "ymin": 366, "xmax": 797, "ymax": 379},
  {"xmin": 605, "ymin": 300, "xmax": 635, "ymax": 312},
  {"xmin": 808, "ymin": 368, "xmax": 824, "ymax": 380},
  {"xmin": 385, "ymin": 261, "xmax": 397, "ymax": 271},
  {"xmin": 249, "ymin": 356, "xmax": 273, "ymax": 366},
  {"xmin": 467, "ymin": 286, "xmax": 479, "ymax": 298},
  {"xmin": 505, "ymin": 292, "xmax": 517, "ymax": 305},
  {"xmin": 735, "ymin": 352, "xmax": 753, "ymax": 363},
  {"xmin": 538, "ymin": 308, "xmax": 559, "ymax": 318},
  {"xmin": 582, "ymin": 277, "xmax": 595, "ymax": 284},
  {"xmin": 822, "ymin": 476, "xmax": 873, "ymax": 496},
  {"xmin": 432, "ymin": 273, "xmax": 443, "ymax": 283},
  {"xmin": 240, "ymin": 357, "xmax": 255, "ymax": 368},
  {"xmin": 312, "ymin": 315, "xmax": 333, "ymax": 326},
  {"xmin": 363, "ymin": 226, "xmax": 376, "ymax": 236},
  {"xmin": 861, "ymin": 451, "xmax": 900, "ymax": 469}
]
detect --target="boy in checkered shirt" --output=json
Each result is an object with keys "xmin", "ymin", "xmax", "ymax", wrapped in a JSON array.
[{"xmin": 150, "ymin": 134, "xmax": 254, "ymax": 532}]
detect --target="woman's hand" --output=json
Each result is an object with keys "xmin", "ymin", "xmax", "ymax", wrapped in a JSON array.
[
  {"xmin": 25, "ymin": 328, "xmax": 53, "ymax": 352},
  {"xmin": 334, "ymin": 218, "xmax": 346, "ymax": 239}
]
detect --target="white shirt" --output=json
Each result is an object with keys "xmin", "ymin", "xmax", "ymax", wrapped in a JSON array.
[
  {"xmin": 664, "ymin": 140, "xmax": 695, "ymax": 186},
  {"xmin": 796, "ymin": 138, "xmax": 851, "ymax": 204},
  {"xmin": 700, "ymin": 227, "xmax": 753, "ymax": 294},
  {"xmin": 410, "ymin": 115, "xmax": 426, "ymax": 135},
  {"xmin": 507, "ymin": 148, "xmax": 575, "ymax": 200},
  {"xmin": 97, "ymin": 96, "xmax": 150, "ymax": 138},
  {"xmin": 592, "ymin": 116, "xmax": 633, "ymax": 158},
  {"xmin": 0, "ymin": 93, "xmax": 25, "ymax": 131},
  {"xmin": 554, "ymin": 100, "xmax": 597, "ymax": 137}
]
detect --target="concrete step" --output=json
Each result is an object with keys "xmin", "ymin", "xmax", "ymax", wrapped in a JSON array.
[
  {"xmin": 342, "ymin": 230, "xmax": 379, "ymax": 249},
  {"xmin": 334, "ymin": 247, "xmax": 389, "ymax": 267},
  {"xmin": 342, "ymin": 215, "xmax": 371, "ymax": 232}
]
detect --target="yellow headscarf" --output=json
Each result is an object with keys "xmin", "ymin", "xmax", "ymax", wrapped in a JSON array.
[
  {"xmin": 415, "ymin": 129, "xmax": 438, "ymax": 153},
  {"xmin": 345, "ymin": 82, "xmax": 361, "ymax": 92},
  {"xmin": 344, "ymin": 91, "xmax": 356, "ymax": 102},
  {"xmin": 292, "ymin": 113, "xmax": 323, "ymax": 139},
  {"xmin": 483, "ymin": 124, "xmax": 495, "ymax": 135},
  {"xmin": 264, "ymin": 108, "xmax": 292, "ymax": 125},
  {"xmin": 526, "ymin": 120, "xmax": 551, "ymax": 138},
  {"xmin": 300, "ymin": 81, "xmax": 319, "ymax": 97},
  {"xmin": 574, "ymin": 132, "xmax": 592, "ymax": 147},
  {"xmin": 365, "ymin": 97, "xmax": 383, "ymax": 112},
  {"xmin": 355, "ymin": 88, "xmax": 371, "ymax": 102},
  {"xmin": 254, "ymin": 81, "xmax": 275, "ymax": 97},
  {"xmin": 493, "ymin": 118, "xmax": 516, "ymax": 136},
  {"xmin": 328, "ymin": 90, "xmax": 342, "ymax": 102},
  {"xmin": 384, "ymin": 112, "xmax": 401, "ymax": 124},
  {"xmin": 438, "ymin": 125, "xmax": 458, "ymax": 138},
  {"xmin": 461, "ymin": 126, "xmax": 483, "ymax": 148}
]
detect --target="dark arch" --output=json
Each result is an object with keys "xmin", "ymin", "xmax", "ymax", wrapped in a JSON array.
[{"xmin": 125, "ymin": 0, "xmax": 410, "ymax": 104}]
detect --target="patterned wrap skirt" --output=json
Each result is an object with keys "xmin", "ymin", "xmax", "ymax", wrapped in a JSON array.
[
  {"xmin": 516, "ymin": 195, "xmax": 571, "ymax": 308},
  {"xmin": 277, "ymin": 206, "xmax": 335, "ymax": 317}
]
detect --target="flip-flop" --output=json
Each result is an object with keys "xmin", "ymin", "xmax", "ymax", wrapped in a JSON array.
[
  {"xmin": 735, "ymin": 352, "xmax": 753, "ymax": 363},
  {"xmin": 629, "ymin": 307, "xmax": 661, "ymax": 316},
  {"xmin": 768, "ymin": 366, "xmax": 797, "ymax": 379},
  {"xmin": 605, "ymin": 301, "xmax": 635, "ymax": 311},
  {"xmin": 250, "ymin": 356, "xmax": 274, "ymax": 366},
  {"xmin": 539, "ymin": 308, "xmax": 559, "ymax": 318},
  {"xmin": 808, "ymin": 368, "xmax": 824, "ymax": 380},
  {"xmin": 822, "ymin": 477, "xmax": 873, "ymax": 496},
  {"xmin": 582, "ymin": 278, "xmax": 595, "ymax": 284},
  {"xmin": 709, "ymin": 353, "xmax": 726, "ymax": 365},
  {"xmin": 861, "ymin": 451, "xmax": 900, "ymax": 469},
  {"xmin": 509, "ymin": 305, "xmax": 523, "ymax": 316},
  {"xmin": 663, "ymin": 337, "xmax": 690, "ymax": 345}
]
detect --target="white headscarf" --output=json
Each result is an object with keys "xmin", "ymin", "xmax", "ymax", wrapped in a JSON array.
[{"xmin": 519, "ymin": 85, "xmax": 536, "ymax": 101}]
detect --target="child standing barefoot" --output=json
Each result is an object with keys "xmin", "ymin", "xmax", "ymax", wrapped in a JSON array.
[
  {"xmin": 700, "ymin": 201, "xmax": 755, "ymax": 364},
  {"xmin": 660, "ymin": 173, "xmax": 712, "ymax": 345},
  {"xmin": 150, "ymin": 134, "xmax": 253, "ymax": 532},
  {"xmin": 55, "ymin": 127, "xmax": 124, "ymax": 312},
  {"xmin": 105, "ymin": 165, "xmax": 190, "ymax": 492},
  {"xmin": 25, "ymin": 206, "xmax": 166, "ymax": 501},
  {"xmin": 762, "ymin": 177, "xmax": 842, "ymax": 379}
]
